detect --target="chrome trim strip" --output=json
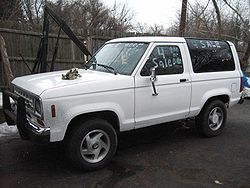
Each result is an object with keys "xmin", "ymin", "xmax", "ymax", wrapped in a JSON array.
[
  {"xmin": 13, "ymin": 85, "xmax": 43, "ymax": 119},
  {"xmin": 27, "ymin": 119, "xmax": 50, "ymax": 135}
]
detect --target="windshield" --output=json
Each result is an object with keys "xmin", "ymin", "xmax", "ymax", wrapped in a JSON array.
[{"xmin": 86, "ymin": 42, "xmax": 149, "ymax": 75}]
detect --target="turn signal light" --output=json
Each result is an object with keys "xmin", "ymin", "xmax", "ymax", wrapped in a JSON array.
[{"xmin": 240, "ymin": 77, "xmax": 243, "ymax": 92}]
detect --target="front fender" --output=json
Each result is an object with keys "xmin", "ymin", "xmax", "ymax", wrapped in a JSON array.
[
  {"xmin": 48, "ymin": 96, "xmax": 134, "ymax": 142},
  {"xmin": 65, "ymin": 102, "xmax": 124, "ymax": 126}
]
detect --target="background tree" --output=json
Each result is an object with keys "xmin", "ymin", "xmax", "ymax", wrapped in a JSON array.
[
  {"xmin": 0, "ymin": 0, "xmax": 249, "ymax": 70},
  {"xmin": 179, "ymin": 0, "xmax": 188, "ymax": 36},
  {"xmin": 21, "ymin": 0, "xmax": 45, "ymax": 25},
  {"xmin": 149, "ymin": 24, "xmax": 164, "ymax": 35},
  {"xmin": 45, "ymin": 0, "xmax": 133, "ymax": 34},
  {"xmin": 0, "ymin": 0, "xmax": 23, "ymax": 22},
  {"xmin": 222, "ymin": 0, "xmax": 250, "ymax": 70},
  {"xmin": 106, "ymin": 2, "xmax": 133, "ymax": 33},
  {"xmin": 169, "ymin": 0, "xmax": 250, "ymax": 69},
  {"xmin": 211, "ymin": 0, "xmax": 222, "ymax": 36}
]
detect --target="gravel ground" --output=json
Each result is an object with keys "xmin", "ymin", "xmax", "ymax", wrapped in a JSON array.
[{"xmin": 0, "ymin": 100, "xmax": 250, "ymax": 188}]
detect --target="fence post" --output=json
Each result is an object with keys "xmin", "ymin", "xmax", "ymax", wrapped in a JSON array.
[
  {"xmin": 87, "ymin": 29, "xmax": 93, "ymax": 55},
  {"xmin": 70, "ymin": 40, "xmax": 75, "ymax": 60}
]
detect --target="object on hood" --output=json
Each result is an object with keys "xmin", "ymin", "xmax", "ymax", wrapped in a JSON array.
[{"xmin": 62, "ymin": 68, "xmax": 81, "ymax": 80}]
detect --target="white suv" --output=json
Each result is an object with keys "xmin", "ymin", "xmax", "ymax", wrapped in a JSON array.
[{"xmin": 2, "ymin": 37, "xmax": 243, "ymax": 170}]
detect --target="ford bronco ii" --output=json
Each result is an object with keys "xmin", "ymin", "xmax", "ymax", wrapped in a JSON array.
[{"xmin": 2, "ymin": 37, "xmax": 243, "ymax": 170}]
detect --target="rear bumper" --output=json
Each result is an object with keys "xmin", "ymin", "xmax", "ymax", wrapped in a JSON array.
[
  {"xmin": 1, "ymin": 88, "xmax": 50, "ymax": 143},
  {"xmin": 238, "ymin": 88, "xmax": 250, "ymax": 104},
  {"xmin": 244, "ymin": 87, "xmax": 250, "ymax": 99}
]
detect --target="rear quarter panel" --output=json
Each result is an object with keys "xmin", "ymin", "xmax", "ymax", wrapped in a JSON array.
[{"xmin": 187, "ymin": 42, "xmax": 242, "ymax": 117}]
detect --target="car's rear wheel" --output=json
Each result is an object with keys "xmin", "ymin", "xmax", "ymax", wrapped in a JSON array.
[
  {"xmin": 196, "ymin": 100, "xmax": 227, "ymax": 137},
  {"xmin": 66, "ymin": 119, "xmax": 117, "ymax": 171}
]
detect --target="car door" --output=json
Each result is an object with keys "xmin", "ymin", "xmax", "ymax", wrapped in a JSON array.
[{"xmin": 134, "ymin": 43, "xmax": 192, "ymax": 128}]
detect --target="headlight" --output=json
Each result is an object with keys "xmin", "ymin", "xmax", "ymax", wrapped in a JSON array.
[{"xmin": 35, "ymin": 98, "xmax": 42, "ymax": 115}]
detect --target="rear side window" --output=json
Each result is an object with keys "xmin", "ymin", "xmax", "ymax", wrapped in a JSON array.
[{"xmin": 186, "ymin": 39, "xmax": 235, "ymax": 73}]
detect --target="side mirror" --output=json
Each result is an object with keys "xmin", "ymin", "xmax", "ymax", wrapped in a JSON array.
[
  {"xmin": 150, "ymin": 68, "xmax": 157, "ymax": 82},
  {"xmin": 150, "ymin": 67, "xmax": 158, "ymax": 96}
]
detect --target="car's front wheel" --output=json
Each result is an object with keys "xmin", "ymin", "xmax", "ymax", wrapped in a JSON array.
[{"xmin": 66, "ymin": 119, "xmax": 118, "ymax": 171}]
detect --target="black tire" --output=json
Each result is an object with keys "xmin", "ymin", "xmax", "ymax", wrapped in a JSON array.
[
  {"xmin": 66, "ymin": 118, "xmax": 118, "ymax": 171},
  {"xmin": 196, "ymin": 100, "xmax": 227, "ymax": 137}
]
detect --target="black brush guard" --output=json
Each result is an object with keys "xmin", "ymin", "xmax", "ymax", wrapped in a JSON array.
[{"xmin": 1, "ymin": 88, "xmax": 49, "ymax": 143}]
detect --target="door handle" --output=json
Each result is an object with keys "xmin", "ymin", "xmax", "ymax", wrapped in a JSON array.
[{"xmin": 180, "ymin": 79, "xmax": 188, "ymax": 82}]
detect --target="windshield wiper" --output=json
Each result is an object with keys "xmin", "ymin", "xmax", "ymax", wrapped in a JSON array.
[
  {"xmin": 96, "ymin": 63, "xmax": 117, "ymax": 75},
  {"xmin": 84, "ymin": 58, "xmax": 117, "ymax": 75}
]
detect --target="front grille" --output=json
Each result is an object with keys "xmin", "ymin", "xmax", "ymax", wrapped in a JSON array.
[{"xmin": 14, "ymin": 87, "xmax": 34, "ymax": 111}]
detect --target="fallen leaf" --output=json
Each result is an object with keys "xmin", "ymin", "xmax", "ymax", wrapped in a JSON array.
[{"xmin": 214, "ymin": 180, "xmax": 223, "ymax": 185}]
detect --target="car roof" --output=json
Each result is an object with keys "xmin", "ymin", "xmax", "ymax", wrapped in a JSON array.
[{"xmin": 107, "ymin": 36, "xmax": 186, "ymax": 43}]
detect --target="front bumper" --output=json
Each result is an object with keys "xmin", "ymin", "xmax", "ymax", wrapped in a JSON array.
[{"xmin": 1, "ymin": 88, "xmax": 50, "ymax": 143}]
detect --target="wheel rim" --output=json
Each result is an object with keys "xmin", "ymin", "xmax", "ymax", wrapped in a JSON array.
[
  {"xmin": 208, "ymin": 107, "xmax": 224, "ymax": 131},
  {"xmin": 80, "ymin": 129, "xmax": 111, "ymax": 163}
]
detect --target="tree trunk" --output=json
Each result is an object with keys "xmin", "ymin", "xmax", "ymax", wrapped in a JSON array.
[
  {"xmin": 212, "ymin": 0, "xmax": 222, "ymax": 37},
  {"xmin": 241, "ymin": 40, "xmax": 250, "ymax": 71},
  {"xmin": 0, "ymin": 35, "xmax": 14, "ymax": 87},
  {"xmin": 179, "ymin": 0, "xmax": 188, "ymax": 36}
]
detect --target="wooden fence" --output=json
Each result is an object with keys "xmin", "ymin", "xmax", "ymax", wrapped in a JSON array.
[
  {"xmin": 3, "ymin": 27, "xmax": 248, "ymax": 78},
  {"xmin": 0, "ymin": 28, "xmax": 112, "ymax": 77}
]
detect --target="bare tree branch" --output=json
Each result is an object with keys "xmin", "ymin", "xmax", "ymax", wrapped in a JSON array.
[
  {"xmin": 222, "ymin": 0, "xmax": 248, "ymax": 27},
  {"xmin": 187, "ymin": 0, "xmax": 210, "ymax": 18}
]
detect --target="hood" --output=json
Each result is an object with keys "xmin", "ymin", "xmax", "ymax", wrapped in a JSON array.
[{"xmin": 12, "ymin": 69, "xmax": 128, "ymax": 96}]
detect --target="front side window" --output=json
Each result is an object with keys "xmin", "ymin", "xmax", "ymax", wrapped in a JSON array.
[
  {"xmin": 141, "ymin": 45, "xmax": 183, "ymax": 76},
  {"xmin": 86, "ymin": 42, "xmax": 149, "ymax": 75},
  {"xmin": 186, "ymin": 39, "xmax": 235, "ymax": 73}
]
